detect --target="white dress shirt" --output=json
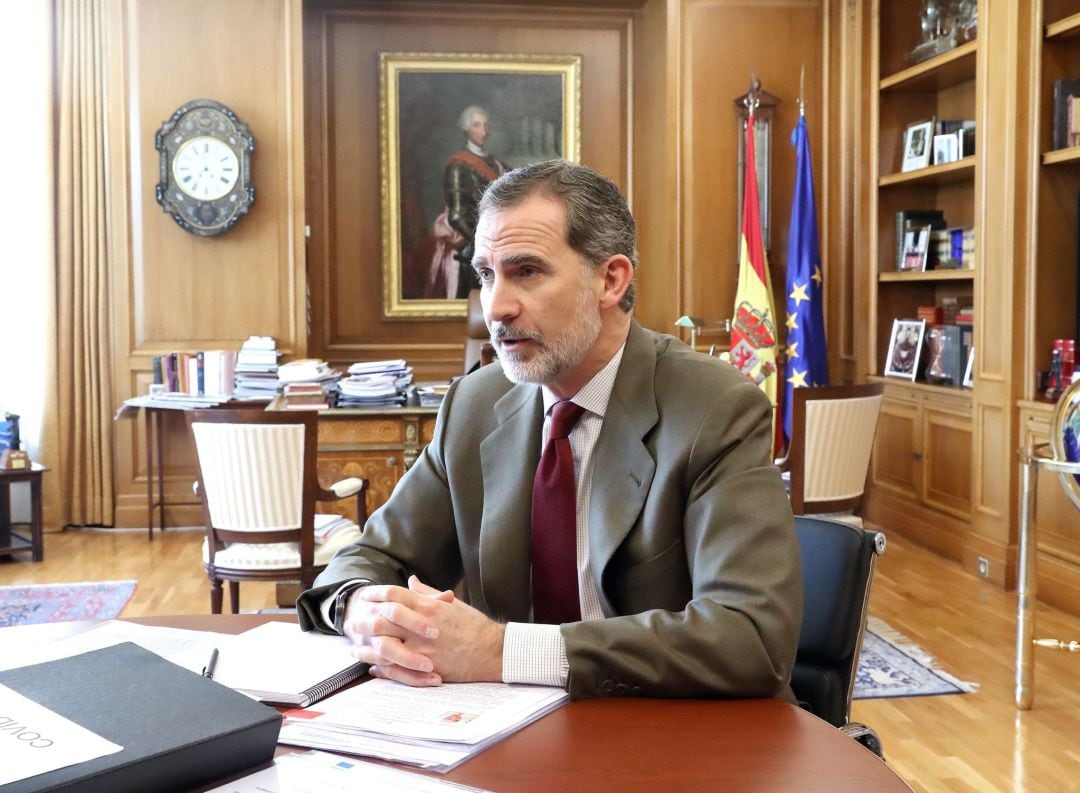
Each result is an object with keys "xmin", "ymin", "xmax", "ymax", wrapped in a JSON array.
[{"xmin": 502, "ymin": 344, "xmax": 625, "ymax": 686}]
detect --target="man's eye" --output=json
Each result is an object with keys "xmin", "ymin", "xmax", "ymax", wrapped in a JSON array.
[
  {"xmin": 520, "ymin": 266, "xmax": 539, "ymax": 278},
  {"xmin": 476, "ymin": 269, "xmax": 494, "ymax": 283}
]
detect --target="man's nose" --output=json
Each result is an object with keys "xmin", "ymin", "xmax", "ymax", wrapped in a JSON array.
[{"xmin": 484, "ymin": 277, "xmax": 520, "ymax": 325}]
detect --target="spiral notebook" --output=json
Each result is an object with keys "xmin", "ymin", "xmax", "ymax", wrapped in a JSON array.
[{"xmin": 212, "ymin": 621, "xmax": 365, "ymax": 708}]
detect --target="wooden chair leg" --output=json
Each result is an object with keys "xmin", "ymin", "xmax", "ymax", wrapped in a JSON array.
[
  {"xmin": 210, "ymin": 578, "xmax": 223, "ymax": 614},
  {"xmin": 229, "ymin": 580, "xmax": 240, "ymax": 614}
]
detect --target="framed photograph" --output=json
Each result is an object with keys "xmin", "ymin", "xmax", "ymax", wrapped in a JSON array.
[
  {"xmin": 884, "ymin": 319, "xmax": 927, "ymax": 380},
  {"xmin": 963, "ymin": 346, "xmax": 974, "ymax": 387},
  {"xmin": 901, "ymin": 119, "xmax": 934, "ymax": 172},
  {"xmin": 900, "ymin": 225, "xmax": 931, "ymax": 272},
  {"xmin": 379, "ymin": 52, "xmax": 582, "ymax": 318},
  {"xmin": 932, "ymin": 133, "xmax": 958, "ymax": 165}
]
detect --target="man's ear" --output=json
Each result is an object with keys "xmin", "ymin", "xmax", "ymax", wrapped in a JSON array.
[{"xmin": 597, "ymin": 255, "xmax": 634, "ymax": 309}]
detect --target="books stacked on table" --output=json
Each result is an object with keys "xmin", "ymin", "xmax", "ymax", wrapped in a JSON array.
[
  {"xmin": 277, "ymin": 359, "xmax": 343, "ymax": 409},
  {"xmin": 413, "ymin": 382, "xmax": 452, "ymax": 408},
  {"xmin": 281, "ymin": 382, "xmax": 331, "ymax": 411},
  {"xmin": 337, "ymin": 360, "xmax": 413, "ymax": 408},
  {"xmin": 234, "ymin": 336, "xmax": 281, "ymax": 401}
]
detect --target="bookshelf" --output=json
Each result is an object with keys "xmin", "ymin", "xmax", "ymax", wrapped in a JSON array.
[
  {"xmin": 864, "ymin": 0, "xmax": 982, "ymax": 565},
  {"xmin": 1016, "ymin": 0, "xmax": 1080, "ymax": 613}
]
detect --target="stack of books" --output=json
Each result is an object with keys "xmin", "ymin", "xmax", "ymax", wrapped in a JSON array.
[
  {"xmin": 234, "ymin": 336, "xmax": 281, "ymax": 401},
  {"xmin": 281, "ymin": 382, "xmax": 330, "ymax": 411},
  {"xmin": 338, "ymin": 360, "xmax": 413, "ymax": 408},
  {"xmin": 413, "ymin": 382, "xmax": 451, "ymax": 408}
]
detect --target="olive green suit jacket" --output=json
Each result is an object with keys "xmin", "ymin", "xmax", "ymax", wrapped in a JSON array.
[{"xmin": 297, "ymin": 321, "xmax": 802, "ymax": 700}]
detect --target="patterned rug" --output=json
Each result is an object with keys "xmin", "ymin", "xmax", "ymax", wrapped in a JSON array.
[
  {"xmin": 0, "ymin": 581, "xmax": 137, "ymax": 627},
  {"xmin": 855, "ymin": 616, "xmax": 978, "ymax": 699}
]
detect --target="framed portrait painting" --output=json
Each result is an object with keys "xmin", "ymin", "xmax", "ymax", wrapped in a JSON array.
[
  {"xmin": 379, "ymin": 52, "xmax": 582, "ymax": 319},
  {"xmin": 884, "ymin": 318, "xmax": 926, "ymax": 381}
]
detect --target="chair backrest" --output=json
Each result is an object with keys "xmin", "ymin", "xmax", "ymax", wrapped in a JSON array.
[
  {"xmin": 791, "ymin": 515, "xmax": 885, "ymax": 727},
  {"xmin": 187, "ymin": 409, "xmax": 320, "ymax": 565},
  {"xmin": 787, "ymin": 383, "xmax": 884, "ymax": 516},
  {"xmin": 464, "ymin": 289, "xmax": 495, "ymax": 375}
]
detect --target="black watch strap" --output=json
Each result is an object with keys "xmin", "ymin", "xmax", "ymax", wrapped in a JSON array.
[{"xmin": 332, "ymin": 581, "xmax": 367, "ymax": 635}]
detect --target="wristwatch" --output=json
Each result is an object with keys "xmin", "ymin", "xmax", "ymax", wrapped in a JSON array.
[{"xmin": 332, "ymin": 581, "xmax": 367, "ymax": 635}]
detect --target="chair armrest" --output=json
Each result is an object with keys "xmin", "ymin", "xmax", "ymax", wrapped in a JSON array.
[{"xmin": 317, "ymin": 477, "xmax": 366, "ymax": 501}]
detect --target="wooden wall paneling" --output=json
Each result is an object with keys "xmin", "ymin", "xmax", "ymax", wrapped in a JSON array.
[
  {"xmin": 629, "ymin": 0, "xmax": 680, "ymax": 334},
  {"xmin": 679, "ymin": 0, "xmax": 824, "ymax": 350},
  {"xmin": 967, "ymin": 0, "xmax": 1032, "ymax": 571},
  {"xmin": 109, "ymin": 0, "xmax": 307, "ymax": 528},
  {"xmin": 304, "ymin": 2, "xmax": 633, "ymax": 381}
]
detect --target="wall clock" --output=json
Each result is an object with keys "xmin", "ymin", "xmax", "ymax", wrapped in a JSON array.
[{"xmin": 154, "ymin": 99, "xmax": 255, "ymax": 236}]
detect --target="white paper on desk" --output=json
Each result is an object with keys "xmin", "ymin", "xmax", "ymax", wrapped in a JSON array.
[
  {"xmin": 205, "ymin": 750, "xmax": 492, "ymax": 793},
  {"xmin": 0, "ymin": 684, "xmax": 123, "ymax": 786},
  {"xmin": 0, "ymin": 620, "xmax": 228, "ymax": 676},
  {"xmin": 277, "ymin": 722, "xmax": 474, "ymax": 769},
  {"xmin": 287, "ymin": 679, "xmax": 568, "ymax": 744}
]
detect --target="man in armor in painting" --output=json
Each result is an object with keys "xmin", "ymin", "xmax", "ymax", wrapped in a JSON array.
[{"xmin": 426, "ymin": 105, "xmax": 509, "ymax": 299}]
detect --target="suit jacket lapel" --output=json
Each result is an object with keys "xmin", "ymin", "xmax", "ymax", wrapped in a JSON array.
[
  {"xmin": 588, "ymin": 322, "xmax": 659, "ymax": 613},
  {"xmin": 478, "ymin": 383, "xmax": 543, "ymax": 621}
]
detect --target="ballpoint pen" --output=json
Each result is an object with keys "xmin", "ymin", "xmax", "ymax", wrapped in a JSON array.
[{"xmin": 202, "ymin": 647, "xmax": 219, "ymax": 679}]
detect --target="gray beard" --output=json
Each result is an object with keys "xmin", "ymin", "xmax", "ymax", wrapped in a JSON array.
[{"xmin": 492, "ymin": 288, "xmax": 602, "ymax": 386}]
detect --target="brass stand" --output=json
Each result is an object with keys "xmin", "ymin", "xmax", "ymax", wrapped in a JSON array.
[{"xmin": 1015, "ymin": 444, "xmax": 1080, "ymax": 709}]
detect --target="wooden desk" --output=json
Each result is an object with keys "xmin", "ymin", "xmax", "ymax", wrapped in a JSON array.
[
  {"xmin": 125, "ymin": 614, "xmax": 911, "ymax": 792},
  {"xmin": 133, "ymin": 403, "xmax": 439, "ymax": 538},
  {"xmin": 0, "ymin": 462, "xmax": 47, "ymax": 562}
]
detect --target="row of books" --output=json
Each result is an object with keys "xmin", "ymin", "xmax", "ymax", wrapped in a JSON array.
[
  {"xmin": 151, "ymin": 350, "xmax": 237, "ymax": 397},
  {"xmin": 895, "ymin": 210, "xmax": 975, "ymax": 272}
]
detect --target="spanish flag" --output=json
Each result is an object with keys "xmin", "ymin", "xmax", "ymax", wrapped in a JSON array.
[{"xmin": 730, "ymin": 108, "xmax": 780, "ymax": 418}]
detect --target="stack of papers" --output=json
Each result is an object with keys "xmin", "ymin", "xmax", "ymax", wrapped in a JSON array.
[
  {"xmin": 278, "ymin": 679, "xmax": 568, "ymax": 772},
  {"xmin": 313, "ymin": 513, "xmax": 358, "ymax": 544},
  {"xmin": 278, "ymin": 359, "xmax": 341, "ymax": 384}
]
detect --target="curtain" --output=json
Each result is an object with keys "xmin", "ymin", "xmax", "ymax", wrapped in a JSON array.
[{"xmin": 40, "ymin": 0, "xmax": 115, "ymax": 527}]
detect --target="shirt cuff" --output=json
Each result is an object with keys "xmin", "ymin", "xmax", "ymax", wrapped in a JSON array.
[
  {"xmin": 502, "ymin": 622, "xmax": 569, "ymax": 688},
  {"xmin": 319, "ymin": 579, "xmax": 368, "ymax": 631}
]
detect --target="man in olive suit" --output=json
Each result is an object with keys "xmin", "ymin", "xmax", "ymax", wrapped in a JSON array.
[{"xmin": 297, "ymin": 160, "xmax": 801, "ymax": 700}]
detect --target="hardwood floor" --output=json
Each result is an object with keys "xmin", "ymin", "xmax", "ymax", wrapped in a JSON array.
[{"xmin": 3, "ymin": 525, "xmax": 1079, "ymax": 791}]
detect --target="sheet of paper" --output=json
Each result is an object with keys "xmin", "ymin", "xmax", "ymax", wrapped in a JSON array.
[
  {"xmin": 0, "ymin": 620, "xmax": 228, "ymax": 675},
  {"xmin": 205, "ymin": 750, "xmax": 491, "ymax": 793},
  {"xmin": 0, "ymin": 684, "xmax": 123, "ymax": 786}
]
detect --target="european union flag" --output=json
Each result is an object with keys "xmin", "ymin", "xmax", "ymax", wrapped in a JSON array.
[{"xmin": 783, "ymin": 115, "xmax": 829, "ymax": 444}]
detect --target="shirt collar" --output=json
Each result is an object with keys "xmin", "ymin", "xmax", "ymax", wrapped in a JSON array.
[
  {"xmin": 540, "ymin": 343, "xmax": 626, "ymax": 420},
  {"xmin": 466, "ymin": 141, "xmax": 487, "ymax": 157}
]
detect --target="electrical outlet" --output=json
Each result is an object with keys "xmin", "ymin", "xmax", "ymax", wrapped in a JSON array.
[{"xmin": 977, "ymin": 557, "xmax": 989, "ymax": 578}]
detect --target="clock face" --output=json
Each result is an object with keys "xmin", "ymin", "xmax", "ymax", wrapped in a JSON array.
[{"xmin": 171, "ymin": 136, "xmax": 240, "ymax": 201}]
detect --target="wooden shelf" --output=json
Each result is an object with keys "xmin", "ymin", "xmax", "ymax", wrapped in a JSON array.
[
  {"xmin": 878, "ymin": 270, "xmax": 975, "ymax": 283},
  {"xmin": 879, "ymin": 40, "xmax": 978, "ymax": 93},
  {"xmin": 868, "ymin": 374, "xmax": 974, "ymax": 399},
  {"xmin": 1046, "ymin": 12, "xmax": 1080, "ymax": 41},
  {"xmin": 879, "ymin": 157, "xmax": 975, "ymax": 188},
  {"xmin": 1042, "ymin": 146, "xmax": 1080, "ymax": 166}
]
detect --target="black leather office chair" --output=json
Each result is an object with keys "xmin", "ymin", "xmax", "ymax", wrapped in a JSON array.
[{"xmin": 791, "ymin": 515, "xmax": 885, "ymax": 757}]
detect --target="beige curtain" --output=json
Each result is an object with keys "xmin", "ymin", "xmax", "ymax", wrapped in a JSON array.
[{"xmin": 40, "ymin": 0, "xmax": 115, "ymax": 528}]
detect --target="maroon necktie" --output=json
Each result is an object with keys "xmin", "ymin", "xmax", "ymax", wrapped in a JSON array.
[{"xmin": 531, "ymin": 400, "xmax": 586, "ymax": 624}]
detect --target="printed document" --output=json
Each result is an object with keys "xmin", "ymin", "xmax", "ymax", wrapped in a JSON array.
[
  {"xmin": 0, "ymin": 684, "xmax": 123, "ymax": 786},
  {"xmin": 205, "ymin": 750, "xmax": 491, "ymax": 793},
  {"xmin": 279, "ymin": 679, "xmax": 568, "ymax": 772}
]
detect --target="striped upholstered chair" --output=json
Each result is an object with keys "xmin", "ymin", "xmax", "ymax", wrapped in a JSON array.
[
  {"xmin": 187, "ymin": 409, "xmax": 368, "ymax": 614},
  {"xmin": 775, "ymin": 383, "xmax": 885, "ymax": 527}
]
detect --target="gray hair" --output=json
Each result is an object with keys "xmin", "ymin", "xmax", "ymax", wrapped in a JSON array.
[
  {"xmin": 477, "ymin": 159, "xmax": 637, "ymax": 311},
  {"xmin": 458, "ymin": 105, "xmax": 489, "ymax": 131}
]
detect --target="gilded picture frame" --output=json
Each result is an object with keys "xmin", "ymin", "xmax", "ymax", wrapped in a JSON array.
[{"xmin": 379, "ymin": 52, "xmax": 582, "ymax": 319}]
